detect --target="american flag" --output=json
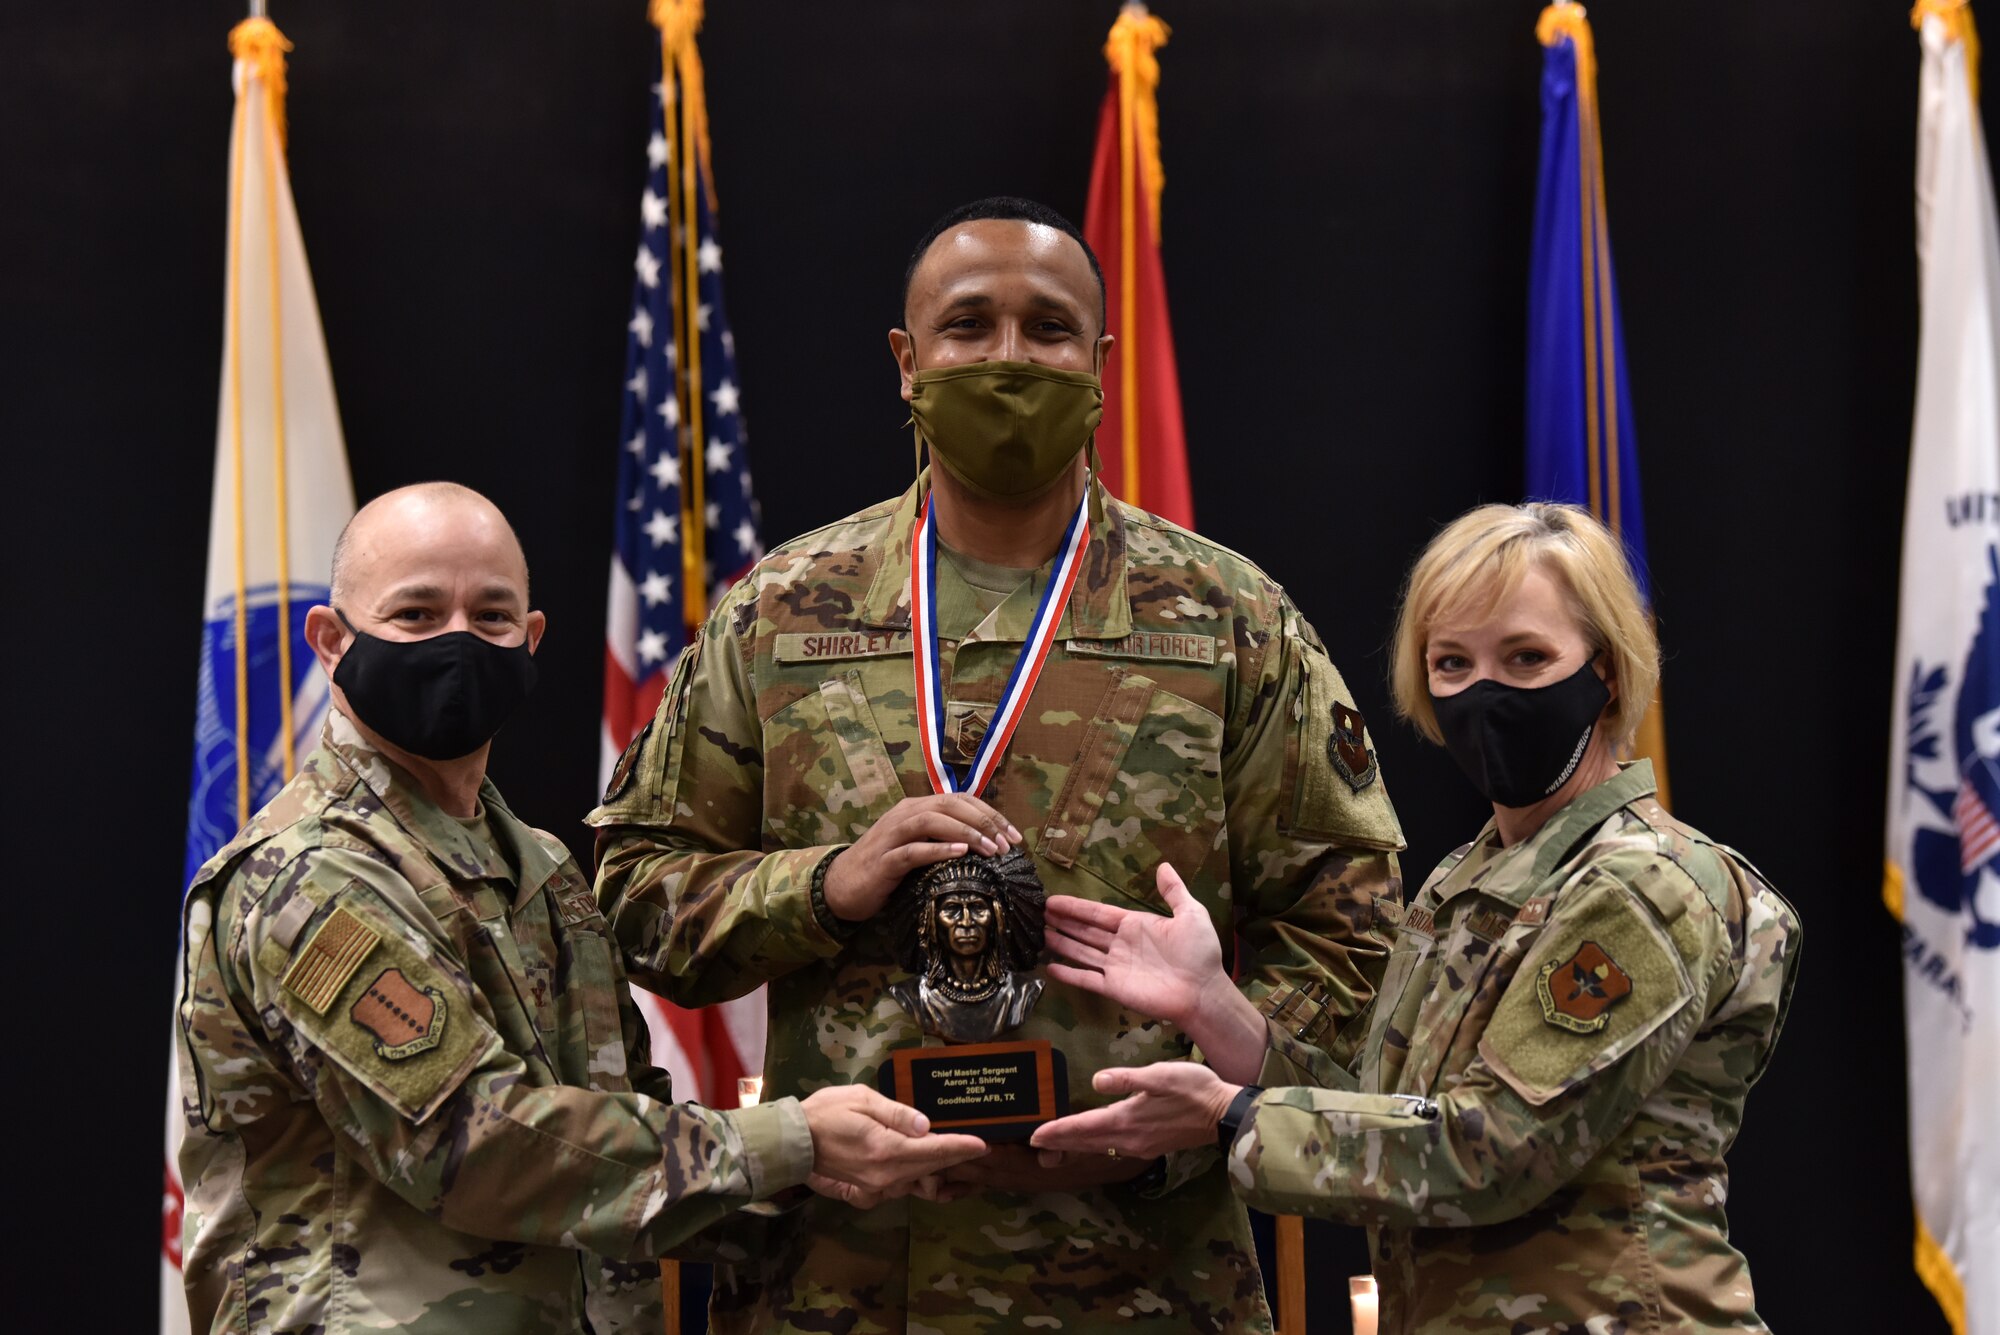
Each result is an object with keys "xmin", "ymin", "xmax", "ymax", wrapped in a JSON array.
[{"xmin": 601, "ymin": 34, "xmax": 765, "ymax": 1110}]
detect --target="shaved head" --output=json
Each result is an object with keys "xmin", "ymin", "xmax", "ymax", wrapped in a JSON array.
[
  {"xmin": 305, "ymin": 480, "xmax": 545, "ymax": 796},
  {"xmin": 330, "ymin": 482, "xmax": 529, "ymax": 606}
]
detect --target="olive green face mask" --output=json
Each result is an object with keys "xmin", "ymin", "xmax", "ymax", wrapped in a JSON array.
[{"xmin": 908, "ymin": 360, "xmax": 1104, "ymax": 500}]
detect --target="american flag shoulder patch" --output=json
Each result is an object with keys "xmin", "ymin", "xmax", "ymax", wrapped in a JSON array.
[{"xmin": 283, "ymin": 907, "xmax": 382, "ymax": 1015}]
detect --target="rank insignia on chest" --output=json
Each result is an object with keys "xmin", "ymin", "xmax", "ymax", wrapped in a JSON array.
[
  {"xmin": 947, "ymin": 704, "xmax": 993, "ymax": 766},
  {"xmin": 350, "ymin": 968, "xmax": 448, "ymax": 1060},
  {"xmin": 1536, "ymin": 940, "xmax": 1633, "ymax": 1033},
  {"xmin": 1327, "ymin": 701, "xmax": 1378, "ymax": 792}
]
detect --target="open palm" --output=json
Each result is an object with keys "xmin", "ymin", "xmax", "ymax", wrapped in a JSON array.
[{"xmin": 1043, "ymin": 863, "xmax": 1226, "ymax": 1029}]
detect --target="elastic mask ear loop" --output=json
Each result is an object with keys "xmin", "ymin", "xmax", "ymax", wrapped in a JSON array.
[{"xmin": 906, "ymin": 344, "xmax": 927, "ymax": 485}]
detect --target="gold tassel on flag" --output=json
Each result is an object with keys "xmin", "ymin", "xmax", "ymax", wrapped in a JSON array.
[
  {"xmin": 1914, "ymin": 0, "xmax": 1981, "ymax": 100},
  {"xmin": 1086, "ymin": 3, "xmax": 1197, "ymax": 525},
  {"xmin": 1104, "ymin": 4, "xmax": 1168, "ymax": 508},
  {"xmin": 652, "ymin": 0, "xmax": 716, "ymax": 636},
  {"xmin": 224, "ymin": 14, "xmax": 302, "ymax": 812}
]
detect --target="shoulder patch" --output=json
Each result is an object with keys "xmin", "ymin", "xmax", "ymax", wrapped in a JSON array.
[
  {"xmin": 1478, "ymin": 868, "xmax": 1696, "ymax": 1107},
  {"xmin": 1280, "ymin": 647, "xmax": 1404, "ymax": 850},
  {"xmin": 589, "ymin": 631, "xmax": 707, "ymax": 827},
  {"xmin": 281, "ymin": 907, "xmax": 381, "ymax": 1015},
  {"xmin": 1327, "ymin": 700, "xmax": 1377, "ymax": 792},
  {"xmin": 603, "ymin": 720, "xmax": 651, "ymax": 804},
  {"xmin": 1536, "ymin": 940, "xmax": 1633, "ymax": 1033},
  {"xmin": 350, "ymin": 968, "xmax": 447, "ymax": 1060}
]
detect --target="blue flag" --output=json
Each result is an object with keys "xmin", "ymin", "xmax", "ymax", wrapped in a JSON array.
[{"xmin": 1526, "ymin": 6, "xmax": 1651, "ymax": 602}]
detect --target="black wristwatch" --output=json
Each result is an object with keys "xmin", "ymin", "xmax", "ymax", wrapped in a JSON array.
[{"xmin": 1216, "ymin": 1084, "xmax": 1265, "ymax": 1150}]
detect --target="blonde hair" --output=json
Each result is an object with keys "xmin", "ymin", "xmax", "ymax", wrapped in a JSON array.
[{"xmin": 1389, "ymin": 502, "xmax": 1659, "ymax": 749}]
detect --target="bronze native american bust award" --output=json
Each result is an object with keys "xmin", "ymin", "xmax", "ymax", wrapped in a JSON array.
[
  {"xmin": 878, "ymin": 848, "xmax": 1068, "ymax": 1139},
  {"xmin": 888, "ymin": 848, "xmax": 1045, "ymax": 1041}
]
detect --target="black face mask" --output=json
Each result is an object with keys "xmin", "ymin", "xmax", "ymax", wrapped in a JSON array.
[
  {"xmin": 1430, "ymin": 659, "xmax": 1611, "ymax": 808},
  {"xmin": 332, "ymin": 610, "xmax": 538, "ymax": 761}
]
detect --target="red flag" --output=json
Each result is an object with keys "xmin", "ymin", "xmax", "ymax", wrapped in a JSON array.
[{"xmin": 1082, "ymin": 5, "xmax": 1194, "ymax": 528}]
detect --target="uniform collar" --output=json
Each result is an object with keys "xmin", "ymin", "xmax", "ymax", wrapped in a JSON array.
[
  {"xmin": 857, "ymin": 471, "xmax": 1133, "ymax": 641},
  {"xmin": 322, "ymin": 710, "xmax": 559, "ymax": 908},
  {"xmin": 1434, "ymin": 760, "xmax": 1658, "ymax": 909}
]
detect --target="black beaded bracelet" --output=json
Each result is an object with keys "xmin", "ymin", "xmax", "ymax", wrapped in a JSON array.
[{"xmin": 809, "ymin": 849, "xmax": 855, "ymax": 940}]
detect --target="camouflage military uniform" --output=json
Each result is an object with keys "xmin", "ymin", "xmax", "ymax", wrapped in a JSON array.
[
  {"xmin": 176, "ymin": 711, "xmax": 814, "ymax": 1334},
  {"xmin": 1233, "ymin": 761, "xmax": 1802, "ymax": 1334},
  {"xmin": 590, "ymin": 476, "xmax": 1404, "ymax": 1334}
]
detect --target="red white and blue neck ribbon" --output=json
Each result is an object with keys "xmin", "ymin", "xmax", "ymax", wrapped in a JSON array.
[{"xmin": 910, "ymin": 487, "xmax": 1091, "ymax": 797}]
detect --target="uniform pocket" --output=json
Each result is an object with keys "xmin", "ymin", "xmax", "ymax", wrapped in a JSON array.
[
  {"xmin": 558, "ymin": 916, "xmax": 632, "ymax": 1091},
  {"xmin": 1279, "ymin": 650, "xmax": 1403, "ymax": 850},
  {"xmin": 1478, "ymin": 869, "xmax": 1698, "ymax": 1107},
  {"xmin": 1039, "ymin": 669, "xmax": 1225, "ymax": 907},
  {"xmin": 760, "ymin": 670, "xmax": 904, "ymax": 848}
]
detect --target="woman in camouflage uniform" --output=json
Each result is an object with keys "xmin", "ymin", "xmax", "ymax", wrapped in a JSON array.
[{"xmin": 1031, "ymin": 502, "xmax": 1803, "ymax": 1334}]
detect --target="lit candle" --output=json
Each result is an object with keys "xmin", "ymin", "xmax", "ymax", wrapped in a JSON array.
[
  {"xmin": 1349, "ymin": 1275, "xmax": 1378, "ymax": 1335},
  {"xmin": 737, "ymin": 1076, "xmax": 764, "ymax": 1109}
]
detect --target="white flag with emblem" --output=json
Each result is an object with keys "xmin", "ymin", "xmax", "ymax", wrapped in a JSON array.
[
  {"xmin": 1886, "ymin": 9, "xmax": 2000, "ymax": 1334},
  {"xmin": 166, "ymin": 20, "xmax": 355, "ymax": 1332}
]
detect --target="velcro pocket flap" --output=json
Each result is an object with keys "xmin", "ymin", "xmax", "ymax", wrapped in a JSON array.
[
  {"xmin": 1478, "ymin": 868, "xmax": 1694, "ymax": 1108},
  {"xmin": 1282, "ymin": 648, "xmax": 1405, "ymax": 851},
  {"xmin": 260, "ymin": 884, "xmax": 493, "ymax": 1125}
]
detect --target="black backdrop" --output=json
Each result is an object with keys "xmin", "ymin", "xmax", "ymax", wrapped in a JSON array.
[{"xmin": 6, "ymin": 0, "xmax": 1965, "ymax": 1329}]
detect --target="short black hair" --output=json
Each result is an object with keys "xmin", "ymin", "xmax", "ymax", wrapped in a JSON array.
[{"xmin": 901, "ymin": 195, "xmax": 1106, "ymax": 333}]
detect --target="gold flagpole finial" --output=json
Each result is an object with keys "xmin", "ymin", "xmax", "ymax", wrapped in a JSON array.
[
  {"xmin": 1536, "ymin": 2, "xmax": 1592, "ymax": 49},
  {"xmin": 1104, "ymin": 4, "xmax": 1171, "ymax": 241},
  {"xmin": 1913, "ymin": 0, "xmax": 1982, "ymax": 102},
  {"xmin": 650, "ymin": 0, "xmax": 706, "ymax": 57},
  {"xmin": 229, "ymin": 14, "xmax": 292, "ymax": 152}
]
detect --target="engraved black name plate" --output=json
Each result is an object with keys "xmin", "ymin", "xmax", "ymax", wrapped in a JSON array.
[{"xmin": 878, "ymin": 1039, "xmax": 1070, "ymax": 1142}]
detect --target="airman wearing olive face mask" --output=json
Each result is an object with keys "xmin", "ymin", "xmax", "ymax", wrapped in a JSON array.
[
  {"xmin": 589, "ymin": 196, "xmax": 1408, "ymax": 1335},
  {"xmin": 907, "ymin": 359, "xmax": 1104, "ymax": 501}
]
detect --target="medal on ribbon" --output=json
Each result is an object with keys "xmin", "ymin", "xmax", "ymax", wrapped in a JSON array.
[
  {"xmin": 885, "ymin": 488, "xmax": 1083, "ymax": 1139},
  {"xmin": 909, "ymin": 488, "xmax": 1090, "ymax": 796}
]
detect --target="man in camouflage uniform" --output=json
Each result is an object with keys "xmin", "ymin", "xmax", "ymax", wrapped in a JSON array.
[
  {"xmin": 176, "ymin": 483, "xmax": 986, "ymax": 1335},
  {"xmin": 589, "ymin": 196, "xmax": 1405, "ymax": 1333}
]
